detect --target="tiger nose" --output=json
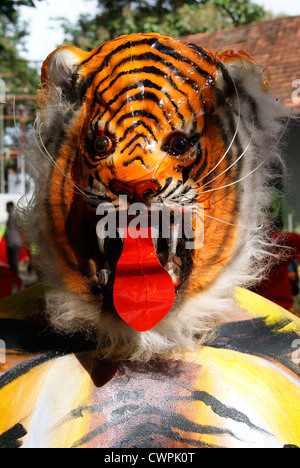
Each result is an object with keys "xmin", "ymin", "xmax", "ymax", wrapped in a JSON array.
[{"xmin": 109, "ymin": 179, "xmax": 159, "ymax": 202}]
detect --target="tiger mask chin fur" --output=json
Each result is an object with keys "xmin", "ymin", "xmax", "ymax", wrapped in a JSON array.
[{"xmin": 25, "ymin": 33, "xmax": 286, "ymax": 361}]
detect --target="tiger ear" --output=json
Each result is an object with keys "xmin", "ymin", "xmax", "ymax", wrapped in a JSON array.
[
  {"xmin": 213, "ymin": 49, "xmax": 270, "ymax": 110},
  {"xmin": 215, "ymin": 49, "xmax": 256, "ymax": 65},
  {"xmin": 41, "ymin": 46, "xmax": 90, "ymax": 97}
]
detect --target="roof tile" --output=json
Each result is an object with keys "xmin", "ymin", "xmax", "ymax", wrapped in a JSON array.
[{"xmin": 183, "ymin": 15, "xmax": 300, "ymax": 111}]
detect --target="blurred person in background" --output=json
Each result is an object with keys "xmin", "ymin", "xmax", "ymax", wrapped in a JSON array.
[
  {"xmin": 5, "ymin": 202, "xmax": 22, "ymax": 275},
  {"xmin": 254, "ymin": 216, "xmax": 300, "ymax": 311}
]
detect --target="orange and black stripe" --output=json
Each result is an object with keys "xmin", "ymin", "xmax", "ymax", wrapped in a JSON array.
[{"xmin": 40, "ymin": 34, "xmax": 258, "ymax": 296}]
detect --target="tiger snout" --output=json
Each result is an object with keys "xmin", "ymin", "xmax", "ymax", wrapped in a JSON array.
[{"xmin": 109, "ymin": 178, "xmax": 160, "ymax": 203}]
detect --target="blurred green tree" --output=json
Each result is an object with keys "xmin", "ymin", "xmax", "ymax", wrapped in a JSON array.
[
  {"xmin": 0, "ymin": 1, "xmax": 40, "ymax": 95},
  {"xmin": 60, "ymin": 0, "xmax": 268, "ymax": 49},
  {"xmin": 0, "ymin": 0, "xmax": 41, "ymax": 24},
  {"xmin": 0, "ymin": 0, "xmax": 41, "ymax": 177}
]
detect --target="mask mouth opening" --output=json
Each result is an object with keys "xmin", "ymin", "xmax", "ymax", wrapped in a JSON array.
[{"xmin": 90, "ymin": 205, "xmax": 195, "ymax": 296}]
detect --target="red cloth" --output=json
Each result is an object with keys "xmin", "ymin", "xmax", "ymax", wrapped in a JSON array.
[
  {"xmin": 0, "ymin": 266, "xmax": 22, "ymax": 299},
  {"xmin": 256, "ymin": 232, "xmax": 300, "ymax": 309},
  {"xmin": 0, "ymin": 235, "xmax": 8, "ymax": 265},
  {"xmin": 0, "ymin": 235, "xmax": 29, "ymax": 266}
]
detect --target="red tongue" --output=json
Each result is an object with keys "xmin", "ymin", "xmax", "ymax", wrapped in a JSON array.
[{"xmin": 113, "ymin": 225, "xmax": 175, "ymax": 331}]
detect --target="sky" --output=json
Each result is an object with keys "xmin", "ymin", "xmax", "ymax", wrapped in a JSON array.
[{"xmin": 19, "ymin": 0, "xmax": 300, "ymax": 64}]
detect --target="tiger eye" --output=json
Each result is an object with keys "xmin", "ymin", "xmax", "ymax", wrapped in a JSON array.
[
  {"xmin": 170, "ymin": 134, "xmax": 189, "ymax": 155},
  {"xmin": 94, "ymin": 136, "xmax": 111, "ymax": 154}
]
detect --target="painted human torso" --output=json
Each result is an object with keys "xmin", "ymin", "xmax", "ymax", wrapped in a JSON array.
[{"xmin": 0, "ymin": 287, "xmax": 299, "ymax": 449}]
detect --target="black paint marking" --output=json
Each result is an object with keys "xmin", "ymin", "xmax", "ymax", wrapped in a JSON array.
[
  {"xmin": 81, "ymin": 38, "xmax": 160, "ymax": 93},
  {"xmin": 0, "ymin": 351, "xmax": 70, "ymax": 390},
  {"xmin": 212, "ymin": 316, "xmax": 300, "ymax": 377},
  {"xmin": 152, "ymin": 41, "xmax": 215, "ymax": 84},
  {"xmin": 176, "ymin": 142, "xmax": 203, "ymax": 185},
  {"xmin": 107, "ymin": 90, "xmax": 170, "ymax": 125},
  {"xmin": 99, "ymin": 66, "xmax": 186, "ymax": 100},
  {"xmin": 110, "ymin": 51, "xmax": 204, "ymax": 90},
  {"xmin": 119, "ymin": 121, "xmax": 157, "ymax": 144},
  {"xmin": 193, "ymin": 145, "xmax": 208, "ymax": 182},
  {"xmin": 123, "ymin": 156, "xmax": 148, "ymax": 168},
  {"xmin": 155, "ymin": 177, "xmax": 173, "ymax": 196},
  {"xmin": 188, "ymin": 43, "xmax": 221, "ymax": 67},
  {"xmin": 192, "ymin": 391, "xmax": 268, "ymax": 434},
  {"xmin": 121, "ymin": 133, "xmax": 153, "ymax": 154},
  {"xmin": 72, "ymin": 402, "xmax": 235, "ymax": 448},
  {"xmin": 165, "ymin": 180, "xmax": 183, "ymax": 198},
  {"xmin": 116, "ymin": 110, "xmax": 162, "ymax": 129},
  {"xmin": 0, "ymin": 424, "xmax": 27, "ymax": 449},
  {"xmin": 98, "ymin": 79, "xmax": 186, "ymax": 125},
  {"xmin": 128, "ymin": 143, "xmax": 147, "ymax": 156}
]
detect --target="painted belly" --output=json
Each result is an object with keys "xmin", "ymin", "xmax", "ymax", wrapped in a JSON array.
[{"xmin": 0, "ymin": 288, "xmax": 299, "ymax": 449}]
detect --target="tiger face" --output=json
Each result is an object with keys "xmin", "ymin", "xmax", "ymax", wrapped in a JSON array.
[{"xmin": 29, "ymin": 33, "xmax": 284, "ymax": 359}]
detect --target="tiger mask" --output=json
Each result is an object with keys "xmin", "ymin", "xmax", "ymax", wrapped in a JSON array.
[{"xmin": 26, "ymin": 33, "xmax": 285, "ymax": 360}]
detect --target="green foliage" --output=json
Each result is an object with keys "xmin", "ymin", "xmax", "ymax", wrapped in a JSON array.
[
  {"xmin": 213, "ymin": 0, "xmax": 266, "ymax": 27},
  {"xmin": 60, "ymin": 0, "xmax": 268, "ymax": 49},
  {"xmin": 0, "ymin": 1, "xmax": 41, "ymax": 95},
  {"xmin": 0, "ymin": 0, "xmax": 40, "ymax": 160},
  {"xmin": 0, "ymin": 15, "xmax": 39, "ymax": 95},
  {"xmin": 0, "ymin": 0, "xmax": 41, "ymax": 24}
]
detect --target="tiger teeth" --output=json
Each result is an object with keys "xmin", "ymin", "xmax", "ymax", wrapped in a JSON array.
[
  {"xmin": 167, "ymin": 223, "xmax": 180, "ymax": 256},
  {"xmin": 151, "ymin": 226, "xmax": 159, "ymax": 251},
  {"xmin": 166, "ymin": 266, "xmax": 180, "ymax": 286},
  {"xmin": 165, "ymin": 257, "xmax": 181, "ymax": 286},
  {"xmin": 96, "ymin": 225, "xmax": 106, "ymax": 254},
  {"xmin": 97, "ymin": 237, "xmax": 105, "ymax": 254},
  {"xmin": 99, "ymin": 265, "xmax": 110, "ymax": 287},
  {"xmin": 96, "ymin": 222, "xmax": 182, "ymax": 287}
]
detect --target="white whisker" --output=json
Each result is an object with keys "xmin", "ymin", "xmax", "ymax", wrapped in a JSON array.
[
  {"xmin": 37, "ymin": 121, "xmax": 86, "ymax": 196},
  {"xmin": 164, "ymin": 72, "xmax": 242, "ymax": 201},
  {"xmin": 13, "ymin": 98, "xmax": 85, "ymax": 196},
  {"xmin": 202, "ymin": 212, "xmax": 264, "ymax": 231},
  {"xmin": 161, "ymin": 197, "xmax": 263, "ymax": 232},
  {"xmin": 32, "ymin": 118, "xmax": 83, "ymax": 196},
  {"xmin": 198, "ymin": 110, "xmax": 255, "ymax": 190},
  {"xmin": 193, "ymin": 72, "xmax": 242, "ymax": 187},
  {"xmin": 195, "ymin": 108, "xmax": 293, "ymax": 197},
  {"xmin": 168, "ymin": 113, "xmax": 253, "ymax": 203}
]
